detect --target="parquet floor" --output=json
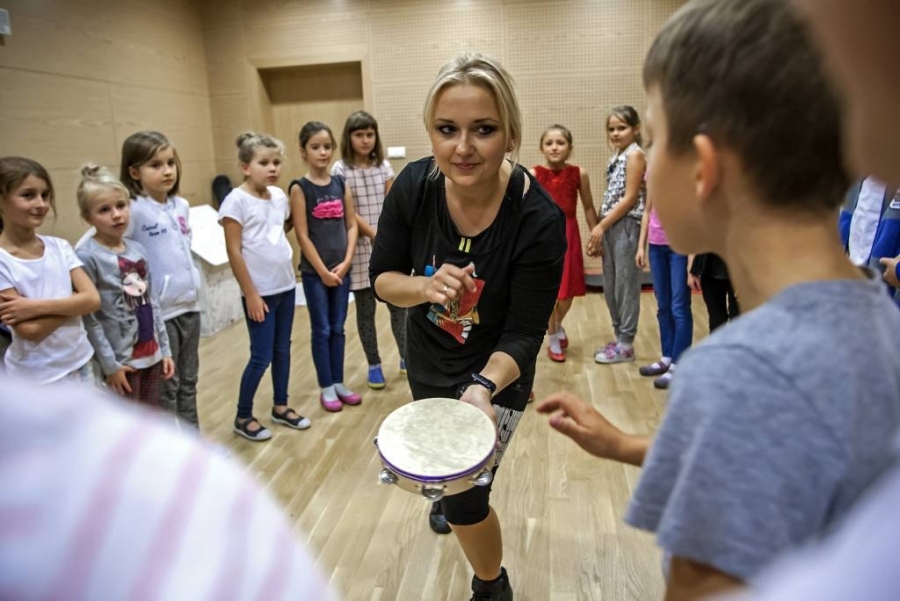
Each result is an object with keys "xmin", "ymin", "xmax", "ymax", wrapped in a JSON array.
[{"xmin": 196, "ymin": 290, "xmax": 710, "ymax": 600}]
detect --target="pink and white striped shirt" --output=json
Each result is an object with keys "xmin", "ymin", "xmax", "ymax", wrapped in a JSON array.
[{"xmin": 0, "ymin": 377, "xmax": 334, "ymax": 600}]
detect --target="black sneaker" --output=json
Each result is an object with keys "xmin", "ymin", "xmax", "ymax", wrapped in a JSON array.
[
  {"xmin": 471, "ymin": 567, "xmax": 513, "ymax": 601},
  {"xmin": 428, "ymin": 501, "xmax": 451, "ymax": 534},
  {"xmin": 271, "ymin": 407, "xmax": 311, "ymax": 430},
  {"xmin": 233, "ymin": 417, "xmax": 272, "ymax": 442}
]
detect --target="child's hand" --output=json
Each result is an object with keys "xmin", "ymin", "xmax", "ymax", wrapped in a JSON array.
[
  {"xmin": 246, "ymin": 294, "xmax": 269, "ymax": 322},
  {"xmin": 687, "ymin": 274, "xmax": 701, "ymax": 291},
  {"xmin": 536, "ymin": 391, "xmax": 623, "ymax": 460},
  {"xmin": 161, "ymin": 357, "xmax": 175, "ymax": 380},
  {"xmin": 0, "ymin": 294, "xmax": 41, "ymax": 325},
  {"xmin": 333, "ymin": 261, "xmax": 351, "ymax": 280},
  {"xmin": 586, "ymin": 224, "xmax": 604, "ymax": 257},
  {"xmin": 880, "ymin": 255, "xmax": 900, "ymax": 287},
  {"xmin": 635, "ymin": 247, "xmax": 647, "ymax": 269},
  {"xmin": 321, "ymin": 270, "xmax": 343, "ymax": 287},
  {"xmin": 106, "ymin": 366, "xmax": 136, "ymax": 396}
]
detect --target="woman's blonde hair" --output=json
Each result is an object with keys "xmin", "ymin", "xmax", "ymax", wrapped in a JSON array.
[{"xmin": 423, "ymin": 53, "xmax": 522, "ymax": 173}]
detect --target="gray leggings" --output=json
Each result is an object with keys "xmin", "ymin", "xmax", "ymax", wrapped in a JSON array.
[
  {"xmin": 162, "ymin": 311, "xmax": 201, "ymax": 428},
  {"xmin": 354, "ymin": 287, "xmax": 407, "ymax": 365},
  {"xmin": 601, "ymin": 218, "xmax": 642, "ymax": 344}
]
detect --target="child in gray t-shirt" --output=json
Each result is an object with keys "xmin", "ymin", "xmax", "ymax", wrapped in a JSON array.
[
  {"xmin": 76, "ymin": 165, "xmax": 173, "ymax": 405},
  {"xmin": 537, "ymin": 0, "xmax": 900, "ymax": 598}
]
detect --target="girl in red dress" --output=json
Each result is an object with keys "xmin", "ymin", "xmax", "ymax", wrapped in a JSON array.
[{"xmin": 531, "ymin": 125, "xmax": 598, "ymax": 362}]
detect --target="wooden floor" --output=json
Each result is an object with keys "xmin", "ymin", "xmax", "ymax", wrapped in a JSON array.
[{"xmin": 196, "ymin": 290, "xmax": 710, "ymax": 601}]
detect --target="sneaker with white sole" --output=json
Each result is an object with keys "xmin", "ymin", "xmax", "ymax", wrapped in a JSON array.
[
  {"xmin": 594, "ymin": 344, "xmax": 635, "ymax": 364},
  {"xmin": 271, "ymin": 408, "xmax": 311, "ymax": 430},
  {"xmin": 233, "ymin": 417, "xmax": 272, "ymax": 441}
]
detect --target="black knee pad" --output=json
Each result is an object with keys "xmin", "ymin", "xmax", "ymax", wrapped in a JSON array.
[{"xmin": 440, "ymin": 467, "xmax": 498, "ymax": 526}]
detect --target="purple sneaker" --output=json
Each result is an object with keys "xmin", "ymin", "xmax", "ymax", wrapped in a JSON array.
[{"xmin": 594, "ymin": 344, "xmax": 635, "ymax": 364}]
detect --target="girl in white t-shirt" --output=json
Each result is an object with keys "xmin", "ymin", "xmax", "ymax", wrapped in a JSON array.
[
  {"xmin": 219, "ymin": 133, "xmax": 310, "ymax": 442},
  {"xmin": 0, "ymin": 157, "xmax": 100, "ymax": 384}
]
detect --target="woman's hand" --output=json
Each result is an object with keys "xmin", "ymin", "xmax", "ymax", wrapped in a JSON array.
[
  {"xmin": 460, "ymin": 383, "xmax": 497, "ymax": 430},
  {"xmin": 636, "ymin": 246, "xmax": 647, "ymax": 269},
  {"xmin": 106, "ymin": 366, "xmax": 136, "ymax": 396},
  {"xmin": 424, "ymin": 263, "xmax": 477, "ymax": 304},
  {"xmin": 586, "ymin": 224, "xmax": 604, "ymax": 257},
  {"xmin": 246, "ymin": 293, "xmax": 269, "ymax": 322},
  {"xmin": 0, "ymin": 294, "xmax": 43, "ymax": 325}
]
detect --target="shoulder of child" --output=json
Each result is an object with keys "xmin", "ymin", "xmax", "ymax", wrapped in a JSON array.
[{"xmin": 124, "ymin": 238, "xmax": 150, "ymax": 257}]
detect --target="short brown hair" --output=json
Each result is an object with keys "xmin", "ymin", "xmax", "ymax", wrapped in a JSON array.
[
  {"xmin": 643, "ymin": 0, "xmax": 847, "ymax": 210},
  {"xmin": 120, "ymin": 131, "xmax": 182, "ymax": 199},
  {"xmin": 0, "ymin": 157, "xmax": 57, "ymax": 232},
  {"xmin": 340, "ymin": 111, "xmax": 385, "ymax": 167}
]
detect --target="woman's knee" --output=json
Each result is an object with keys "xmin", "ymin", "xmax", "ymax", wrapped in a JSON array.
[{"xmin": 442, "ymin": 483, "xmax": 492, "ymax": 526}]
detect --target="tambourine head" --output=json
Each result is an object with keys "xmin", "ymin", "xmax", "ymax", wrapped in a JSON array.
[
  {"xmin": 379, "ymin": 468, "xmax": 398, "ymax": 485},
  {"xmin": 376, "ymin": 398, "xmax": 498, "ymax": 499}
]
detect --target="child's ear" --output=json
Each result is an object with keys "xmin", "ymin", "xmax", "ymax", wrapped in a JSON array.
[
  {"xmin": 692, "ymin": 134, "xmax": 720, "ymax": 203},
  {"xmin": 128, "ymin": 166, "xmax": 140, "ymax": 181}
]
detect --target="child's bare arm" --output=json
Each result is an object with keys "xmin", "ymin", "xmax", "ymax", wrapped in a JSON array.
[{"xmin": 578, "ymin": 168, "xmax": 598, "ymax": 230}]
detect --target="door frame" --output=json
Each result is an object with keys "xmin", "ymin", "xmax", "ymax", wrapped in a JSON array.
[{"xmin": 245, "ymin": 44, "xmax": 372, "ymax": 135}]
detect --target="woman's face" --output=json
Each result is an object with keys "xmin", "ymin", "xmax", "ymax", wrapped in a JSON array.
[{"xmin": 428, "ymin": 83, "xmax": 509, "ymax": 190}]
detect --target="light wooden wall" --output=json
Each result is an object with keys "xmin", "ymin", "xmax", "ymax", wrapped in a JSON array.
[
  {"xmin": 200, "ymin": 0, "xmax": 686, "ymax": 272},
  {"xmin": 0, "ymin": 0, "xmax": 684, "ymax": 249},
  {"xmin": 0, "ymin": 0, "xmax": 216, "ymax": 244}
]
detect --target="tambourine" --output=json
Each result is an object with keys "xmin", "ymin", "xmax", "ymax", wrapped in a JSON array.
[{"xmin": 375, "ymin": 397, "xmax": 497, "ymax": 501}]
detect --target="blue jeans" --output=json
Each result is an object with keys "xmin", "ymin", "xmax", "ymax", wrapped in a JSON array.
[
  {"xmin": 649, "ymin": 244, "xmax": 693, "ymax": 362},
  {"xmin": 301, "ymin": 272, "xmax": 350, "ymax": 388},
  {"xmin": 237, "ymin": 288, "xmax": 295, "ymax": 419}
]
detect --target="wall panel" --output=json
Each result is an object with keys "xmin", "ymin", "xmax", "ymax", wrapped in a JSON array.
[
  {"xmin": 200, "ymin": 0, "xmax": 685, "ymax": 271},
  {"xmin": 0, "ymin": 0, "xmax": 216, "ymax": 243}
]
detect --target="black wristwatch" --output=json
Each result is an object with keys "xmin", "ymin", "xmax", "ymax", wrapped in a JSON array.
[{"xmin": 463, "ymin": 372, "xmax": 497, "ymax": 397}]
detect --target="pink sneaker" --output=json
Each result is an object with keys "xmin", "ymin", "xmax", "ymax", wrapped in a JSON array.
[
  {"xmin": 320, "ymin": 394, "xmax": 343, "ymax": 412},
  {"xmin": 594, "ymin": 344, "xmax": 635, "ymax": 364},
  {"xmin": 337, "ymin": 390, "xmax": 362, "ymax": 406}
]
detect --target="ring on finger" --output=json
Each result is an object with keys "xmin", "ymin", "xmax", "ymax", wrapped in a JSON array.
[{"xmin": 442, "ymin": 284, "xmax": 449, "ymax": 294}]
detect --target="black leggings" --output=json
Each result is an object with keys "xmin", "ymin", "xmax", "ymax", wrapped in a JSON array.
[
  {"xmin": 700, "ymin": 275, "xmax": 740, "ymax": 332},
  {"xmin": 354, "ymin": 287, "xmax": 407, "ymax": 365},
  {"xmin": 407, "ymin": 377, "xmax": 529, "ymax": 525}
]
